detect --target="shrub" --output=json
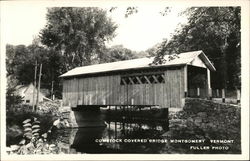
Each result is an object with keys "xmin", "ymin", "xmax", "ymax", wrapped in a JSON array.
[{"xmin": 7, "ymin": 118, "xmax": 58, "ymax": 155}]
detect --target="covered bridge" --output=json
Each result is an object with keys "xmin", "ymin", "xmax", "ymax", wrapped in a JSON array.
[{"xmin": 60, "ymin": 50, "xmax": 215, "ymax": 110}]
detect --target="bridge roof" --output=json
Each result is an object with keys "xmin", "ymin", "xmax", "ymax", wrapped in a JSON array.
[{"xmin": 60, "ymin": 50, "xmax": 216, "ymax": 78}]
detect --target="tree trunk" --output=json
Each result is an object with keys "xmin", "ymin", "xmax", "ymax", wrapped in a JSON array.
[{"xmin": 220, "ymin": 38, "xmax": 228, "ymax": 89}]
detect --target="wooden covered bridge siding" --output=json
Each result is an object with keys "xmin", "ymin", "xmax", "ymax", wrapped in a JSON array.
[{"xmin": 62, "ymin": 67, "xmax": 185, "ymax": 108}]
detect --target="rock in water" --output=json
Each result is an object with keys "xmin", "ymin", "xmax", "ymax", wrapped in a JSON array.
[{"xmin": 53, "ymin": 119, "xmax": 61, "ymax": 128}]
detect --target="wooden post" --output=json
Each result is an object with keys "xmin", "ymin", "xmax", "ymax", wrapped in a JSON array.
[
  {"xmin": 36, "ymin": 63, "xmax": 42, "ymax": 110},
  {"xmin": 208, "ymin": 88, "xmax": 212, "ymax": 100},
  {"xmin": 237, "ymin": 89, "xmax": 240, "ymax": 104},
  {"xmin": 60, "ymin": 100, "xmax": 63, "ymax": 108},
  {"xmin": 51, "ymin": 80, "xmax": 54, "ymax": 100},
  {"xmin": 131, "ymin": 98, "xmax": 134, "ymax": 105},
  {"xmin": 222, "ymin": 89, "xmax": 225, "ymax": 103},
  {"xmin": 197, "ymin": 87, "xmax": 200, "ymax": 97},
  {"xmin": 207, "ymin": 68, "xmax": 211, "ymax": 99},
  {"xmin": 32, "ymin": 60, "xmax": 37, "ymax": 111},
  {"xmin": 216, "ymin": 89, "xmax": 219, "ymax": 97},
  {"xmin": 184, "ymin": 65, "xmax": 188, "ymax": 97},
  {"xmin": 115, "ymin": 121, "xmax": 117, "ymax": 139}
]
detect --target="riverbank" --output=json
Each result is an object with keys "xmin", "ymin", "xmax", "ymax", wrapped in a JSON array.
[
  {"xmin": 6, "ymin": 98, "xmax": 241, "ymax": 154},
  {"xmin": 161, "ymin": 98, "xmax": 241, "ymax": 154},
  {"xmin": 6, "ymin": 100, "xmax": 62, "ymax": 146}
]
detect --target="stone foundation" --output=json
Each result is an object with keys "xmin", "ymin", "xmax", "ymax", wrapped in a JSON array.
[
  {"xmin": 169, "ymin": 98, "xmax": 240, "ymax": 130},
  {"xmin": 166, "ymin": 98, "xmax": 241, "ymax": 153},
  {"xmin": 59, "ymin": 106, "xmax": 106, "ymax": 128}
]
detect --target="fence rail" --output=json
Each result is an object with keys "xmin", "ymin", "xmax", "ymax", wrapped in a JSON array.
[
  {"xmin": 188, "ymin": 88, "xmax": 207, "ymax": 98},
  {"xmin": 188, "ymin": 88, "xmax": 240, "ymax": 104}
]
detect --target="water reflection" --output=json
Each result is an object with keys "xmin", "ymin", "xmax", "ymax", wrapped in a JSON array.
[{"xmin": 56, "ymin": 120, "xmax": 169, "ymax": 154}]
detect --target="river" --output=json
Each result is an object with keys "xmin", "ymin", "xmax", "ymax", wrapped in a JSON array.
[{"xmin": 51, "ymin": 120, "xmax": 169, "ymax": 154}]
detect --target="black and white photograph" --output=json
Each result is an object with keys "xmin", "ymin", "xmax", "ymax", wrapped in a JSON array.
[{"xmin": 0, "ymin": 0, "xmax": 249, "ymax": 160}]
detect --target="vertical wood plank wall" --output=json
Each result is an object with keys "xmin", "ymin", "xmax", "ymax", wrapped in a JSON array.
[
  {"xmin": 164, "ymin": 68, "xmax": 185, "ymax": 108},
  {"xmin": 62, "ymin": 67, "xmax": 185, "ymax": 108}
]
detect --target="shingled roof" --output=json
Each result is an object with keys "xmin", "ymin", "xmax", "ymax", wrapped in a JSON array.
[{"xmin": 60, "ymin": 50, "xmax": 215, "ymax": 78}]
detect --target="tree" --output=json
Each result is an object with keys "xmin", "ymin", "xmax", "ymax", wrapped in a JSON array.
[
  {"xmin": 6, "ymin": 45, "xmax": 28, "ymax": 107},
  {"xmin": 40, "ymin": 7, "xmax": 117, "ymax": 70},
  {"xmin": 6, "ymin": 44, "xmax": 16, "ymax": 76},
  {"xmin": 7, "ymin": 7, "xmax": 117, "ymax": 98},
  {"xmin": 146, "ymin": 42, "xmax": 166, "ymax": 57},
  {"xmin": 6, "ymin": 43, "xmax": 65, "ymax": 98},
  {"xmin": 46, "ymin": 49, "xmax": 65, "ymax": 98},
  {"xmin": 153, "ymin": 7, "xmax": 241, "ymax": 89},
  {"xmin": 6, "ymin": 75, "xmax": 24, "ymax": 108},
  {"xmin": 100, "ymin": 45, "xmax": 137, "ymax": 63},
  {"xmin": 6, "ymin": 45, "xmax": 34, "ymax": 84}
]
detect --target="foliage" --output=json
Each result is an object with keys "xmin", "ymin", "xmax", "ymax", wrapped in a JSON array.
[
  {"xmin": 40, "ymin": 48, "xmax": 65, "ymax": 98},
  {"xmin": 153, "ymin": 7, "xmax": 241, "ymax": 89},
  {"xmin": 100, "ymin": 45, "xmax": 138, "ymax": 63},
  {"xmin": 6, "ymin": 99, "xmax": 66, "ymax": 147},
  {"xmin": 188, "ymin": 74, "xmax": 207, "ymax": 88},
  {"xmin": 6, "ymin": 44, "xmax": 16, "ymax": 76},
  {"xmin": 6, "ymin": 7, "xmax": 241, "ymax": 101},
  {"xmin": 159, "ymin": 7, "xmax": 172, "ymax": 16},
  {"xmin": 6, "ymin": 75, "xmax": 23, "ymax": 108},
  {"xmin": 6, "ymin": 44, "xmax": 33, "ymax": 84},
  {"xmin": 6, "ymin": 106, "xmax": 55, "ymax": 134},
  {"xmin": 145, "ymin": 42, "xmax": 162, "ymax": 57},
  {"xmin": 6, "ymin": 92, "xmax": 23, "ymax": 108},
  {"xmin": 6, "ymin": 44, "xmax": 138, "ymax": 98},
  {"xmin": 6, "ymin": 43, "xmax": 65, "ymax": 98},
  {"xmin": 125, "ymin": 7, "xmax": 138, "ymax": 18},
  {"xmin": 7, "ymin": 118, "xmax": 58, "ymax": 154},
  {"xmin": 6, "ymin": 44, "xmax": 47, "ymax": 85},
  {"xmin": 40, "ymin": 7, "xmax": 117, "ymax": 70},
  {"xmin": 117, "ymin": 6, "xmax": 171, "ymax": 18},
  {"xmin": 6, "ymin": 7, "xmax": 118, "ymax": 97}
]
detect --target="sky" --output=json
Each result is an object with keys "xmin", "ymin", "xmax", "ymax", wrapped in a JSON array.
[{"xmin": 1, "ymin": 3, "xmax": 188, "ymax": 52}]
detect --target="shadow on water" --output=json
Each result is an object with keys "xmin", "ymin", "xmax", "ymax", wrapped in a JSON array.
[
  {"xmin": 50, "ymin": 106, "xmax": 170, "ymax": 153},
  {"xmin": 56, "ymin": 120, "xmax": 169, "ymax": 154}
]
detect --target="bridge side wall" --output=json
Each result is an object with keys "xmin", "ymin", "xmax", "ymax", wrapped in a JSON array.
[
  {"xmin": 62, "ymin": 67, "xmax": 185, "ymax": 108},
  {"xmin": 164, "ymin": 68, "xmax": 185, "ymax": 109}
]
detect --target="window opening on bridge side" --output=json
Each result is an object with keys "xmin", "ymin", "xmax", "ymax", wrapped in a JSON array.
[{"xmin": 120, "ymin": 73, "xmax": 165, "ymax": 85}]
